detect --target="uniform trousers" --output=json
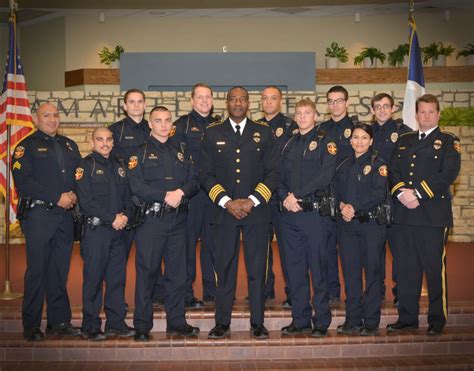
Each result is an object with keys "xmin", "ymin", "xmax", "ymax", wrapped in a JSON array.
[
  {"xmin": 337, "ymin": 221, "xmax": 386, "ymax": 327},
  {"xmin": 185, "ymin": 189, "xmax": 216, "ymax": 300},
  {"xmin": 327, "ymin": 222, "xmax": 341, "ymax": 298},
  {"xmin": 80, "ymin": 226, "xmax": 127, "ymax": 333},
  {"xmin": 394, "ymin": 224, "xmax": 448, "ymax": 327},
  {"xmin": 212, "ymin": 222, "xmax": 269, "ymax": 327},
  {"xmin": 134, "ymin": 213, "xmax": 187, "ymax": 331},
  {"xmin": 21, "ymin": 207, "xmax": 73, "ymax": 330},
  {"xmin": 380, "ymin": 225, "xmax": 398, "ymax": 298},
  {"xmin": 283, "ymin": 211, "xmax": 332, "ymax": 329}
]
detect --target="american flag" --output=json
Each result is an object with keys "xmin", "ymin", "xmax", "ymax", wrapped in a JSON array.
[{"xmin": 0, "ymin": 15, "xmax": 35, "ymax": 228}]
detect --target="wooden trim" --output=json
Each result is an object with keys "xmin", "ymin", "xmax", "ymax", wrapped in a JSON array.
[
  {"xmin": 317, "ymin": 66, "xmax": 474, "ymax": 85},
  {"xmin": 65, "ymin": 68, "xmax": 120, "ymax": 87}
]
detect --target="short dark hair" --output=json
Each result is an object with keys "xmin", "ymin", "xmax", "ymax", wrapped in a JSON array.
[
  {"xmin": 262, "ymin": 85, "xmax": 282, "ymax": 97},
  {"xmin": 416, "ymin": 94, "xmax": 440, "ymax": 112},
  {"xmin": 149, "ymin": 105, "xmax": 170, "ymax": 116},
  {"xmin": 352, "ymin": 122, "xmax": 374, "ymax": 139},
  {"xmin": 327, "ymin": 85, "xmax": 349, "ymax": 100},
  {"xmin": 295, "ymin": 98, "xmax": 316, "ymax": 111},
  {"xmin": 124, "ymin": 88, "xmax": 145, "ymax": 102},
  {"xmin": 227, "ymin": 86, "xmax": 249, "ymax": 101},
  {"xmin": 191, "ymin": 83, "xmax": 213, "ymax": 98},
  {"xmin": 371, "ymin": 93, "xmax": 394, "ymax": 108}
]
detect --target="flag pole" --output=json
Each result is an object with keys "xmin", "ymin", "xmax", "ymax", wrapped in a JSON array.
[{"xmin": 0, "ymin": 0, "xmax": 22, "ymax": 301}]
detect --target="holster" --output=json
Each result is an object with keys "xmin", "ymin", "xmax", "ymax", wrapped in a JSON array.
[
  {"xmin": 16, "ymin": 196, "xmax": 32, "ymax": 221},
  {"xmin": 72, "ymin": 205, "xmax": 85, "ymax": 241}
]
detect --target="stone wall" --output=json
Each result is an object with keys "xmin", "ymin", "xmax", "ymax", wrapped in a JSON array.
[{"xmin": 1, "ymin": 88, "xmax": 473, "ymax": 243}]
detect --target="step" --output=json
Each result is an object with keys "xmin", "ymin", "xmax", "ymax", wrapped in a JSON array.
[
  {"xmin": 0, "ymin": 326, "xmax": 473, "ymax": 362},
  {"xmin": 1, "ymin": 300, "xmax": 473, "ymax": 333}
]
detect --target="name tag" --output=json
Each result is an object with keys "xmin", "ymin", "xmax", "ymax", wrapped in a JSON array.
[
  {"xmin": 216, "ymin": 141, "xmax": 226, "ymax": 145},
  {"xmin": 124, "ymin": 136, "xmax": 134, "ymax": 140},
  {"xmin": 37, "ymin": 148, "xmax": 48, "ymax": 152}
]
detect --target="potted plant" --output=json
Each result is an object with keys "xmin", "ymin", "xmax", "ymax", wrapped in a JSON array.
[
  {"xmin": 422, "ymin": 42, "xmax": 454, "ymax": 67},
  {"xmin": 98, "ymin": 45, "xmax": 124, "ymax": 68},
  {"xmin": 325, "ymin": 42, "xmax": 349, "ymax": 69},
  {"xmin": 388, "ymin": 43, "xmax": 410, "ymax": 67},
  {"xmin": 353, "ymin": 47, "xmax": 386, "ymax": 68},
  {"xmin": 457, "ymin": 43, "xmax": 474, "ymax": 66}
]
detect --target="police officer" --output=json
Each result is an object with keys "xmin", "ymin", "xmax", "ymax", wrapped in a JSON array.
[
  {"xmin": 170, "ymin": 83, "xmax": 219, "ymax": 308},
  {"xmin": 75, "ymin": 127, "xmax": 135, "ymax": 340},
  {"xmin": 258, "ymin": 85, "xmax": 297, "ymax": 306},
  {"xmin": 12, "ymin": 103, "xmax": 82, "ymax": 341},
  {"xmin": 200, "ymin": 86, "xmax": 280, "ymax": 339},
  {"xmin": 334, "ymin": 123, "xmax": 388, "ymax": 336},
  {"xmin": 370, "ymin": 93, "xmax": 412, "ymax": 304},
  {"xmin": 279, "ymin": 98, "xmax": 337, "ymax": 338},
  {"xmin": 318, "ymin": 85, "xmax": 354, "ymax": 304},
  {"xmin": 387, "ymin": 94, "xmax": 461, "ymax": 336},
  {"xmin": 128, "ymin": 106, "xmax": 200, "ymax": 341}
]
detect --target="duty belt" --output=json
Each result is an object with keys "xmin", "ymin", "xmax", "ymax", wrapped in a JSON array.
[
  {"xmin": 354, "ymin": 210, "xmax": 376, "ymax": 223},
  {"xmin": 146, "ymin": 202, "xmax": 188, "ymax": 217},
  {"xmin": 30, "ymin": 200, "xmax": 56, "ymax": 210},
  {"xmin": 85, "ymin": 216, "xmax": 111, "ymax": 229}
]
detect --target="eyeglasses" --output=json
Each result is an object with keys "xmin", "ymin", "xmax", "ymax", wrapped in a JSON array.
[
  {"xmin": 327, "ymin": 98, "xmax": 346, "ymax": 105},
  {"xmin": 374, "ymin": 104, "xmax": 392, "ymax": 111}
]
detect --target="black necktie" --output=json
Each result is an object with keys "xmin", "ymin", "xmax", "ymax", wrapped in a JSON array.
[
  {"xmin": 235, "ymin": 125, "xmax": 241, "ymax": 137},
  {"xmin": 420, "ymin": 132, "xmax": 426, "ymax": 141},
  {"xmin": 53, "ymin": 137, "xmax": 66, "ymax": 185}
]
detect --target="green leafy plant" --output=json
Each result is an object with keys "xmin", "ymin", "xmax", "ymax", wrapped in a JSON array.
[
  {"xmin": 439, "ymin": 107, "xmax": 474, "ymax": 127},
  {"xmin": 422, "ymin": 42, "xmax": 454, "ymax": 63},
  {"xmin": 353, "ymin": 47, "xmax": 386, "ymax": 66},
  {"xmin": 98, "ymin": 45, "xmax": 124, "ymax": 65},
  {"xmin": 456, "ymin": 43, "xmax": 474, "ymax": 59},
  {"xmin": 388, "ymin": 43, "xmax": 409, "ymax": 67},
  {"xmin": 325, "ymin": 42, "xmax": 349, "ymax": 63}
]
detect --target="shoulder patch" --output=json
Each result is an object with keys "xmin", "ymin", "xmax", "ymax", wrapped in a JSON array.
[
  {"xmin": 169, "ymin": 126, "xmax": 176, "ymax": 137},
  {"xmin": 453, "ymin": 140, "xmax": 461, "ymax": 153},
  {"xmin": 14, "ymin": 146, "xmax": 25, "ymax": 159},
  {"xmin": 75, "ymin": 167, "xmax": 84, "ymax": 180},
  {"xmin": 378, "ymin": 165, "xmax": 388, "ymax": 177},
  {"xmin": 327, "ymin": 141, "xmax": 337, "ymax": 155},
  {"xmin": 128, "ymin": 155, "xmax": 138, "ymax": 170}
]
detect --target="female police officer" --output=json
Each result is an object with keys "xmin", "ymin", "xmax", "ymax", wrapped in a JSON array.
[{"xmin": 334, "ymin": 122, "xmax": 388, "ymax": 336}]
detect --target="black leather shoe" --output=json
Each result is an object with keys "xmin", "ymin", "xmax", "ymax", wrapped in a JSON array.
[
  {"xmin": 185, "ymin": 297, "xmax": 204, "ymax": 309},
  {"xmin": 208, "ymin": 324, "xmax": 230, "ymax": 339},
  {"xmin": 427, "ymin": 324, "xmax": 444, "ymax": 336},
  {"xmin": 167, "ymin": 323, "xmax": 200, "ymax": 337},
  {"xmin": 311, "ymin": 326, "xmax": 328, "ymax": 337},
  {"xmin": 134, "ymin": 329, "xmax": 150, "ymax": 342},
  {"xmin": 23, "ymin": 327, "xmax": 44, "ymax": 341},
  {"xmin": 45, "ymin": 322, "xmax": 81, "ymax": 336},
  {"xmin": 329, "ymin": 296, "xmax": 341, "ymax": 305},
  {"xmin": 281, "ymin": 321, "xmax": 312, "ymax": 335},
  {"xmin": 337, "ymin": 322, "xmax": 362, "ymax": 334},
  {"xmin": 250, "ymin": 324, "xmax": 269, "ymax": 339},
  {"xmin": 82, "ymin": 329, "xmax": 106, "ymax": 341},
  {"xmin": 105, "ymin": 326, "xmax": 136, "ymax": 337},
  {"xmin": 360, "ymin": 324, "xmax": 379, "ymax": 336},
  {"xmin": 282, "ymin": 298, "xmax": 292, "ymax": 308},
  {"xmin": 386, "ymin": 321, "xmax": 418, "ymax": 332}
]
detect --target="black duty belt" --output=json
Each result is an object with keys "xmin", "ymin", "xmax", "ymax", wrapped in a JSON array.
[
  {"xmin": 31, "ymin": 200, "xmax": 56, "ymax": 210},
  {"xmin": 146, "ymin": 202, "xmax": 188, "ymax": 217},
  {"xmin": 86, "ymin": 216, "xmax": 111, "ymax": 229}
]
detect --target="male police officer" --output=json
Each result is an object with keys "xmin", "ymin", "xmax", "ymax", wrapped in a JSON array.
[
  {"xmin": 75, "ymin": 127, "xmax": 135, "ymax": 340},
  {"xmin": 370, "ymin": 93, "xmax": 411, "ymax": 303},
  {"xmin": 12, "ymin": 103, "xmax": 82, "ymax": 341},
  {"xmin": 279, "ymin": 98, "xmax": 337, "ymax": 337},
  {"xmin": 128, "ymin": 106, "xmax": 200, "ymax": 341},
  {"xmin": 319, "ymin": 85, "xmax": 354, "ymax": 304},
  {"xmin": 258, "ymin": 86, "xmax": 297, "ymax": 306},
  {"xmin": 171, "ymin": 83, "xmax": 219, "ymax": 308},
  {"xmin": 200, "ymin": 86, "xmax": 280, "ymax": 339},
  {"xmin": 387, "ymin": 94, "xmax": 461, "ymax": 336}
]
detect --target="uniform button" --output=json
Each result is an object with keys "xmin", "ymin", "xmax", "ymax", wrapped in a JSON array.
[
  {"xmin": 409, "ymin": 172, "xmax": 413, "ymax": 176},
  {"xmin": 408, "ymin": 181, "xmax": 413, "ymax": 185},
  {"xmin": 411, "ymin": 163, "xmax": 415, "ymax": 167},
  {"xmin": 412, "ymin": 155, "xmax": 416, "ymax": 158},
  {"xmin": 236, "ymin": 169, "xmax": 240, "ymax": 173},
  {"xmin": 236, "ymin": 149, "xmax": 240, "ymax": 153},
  {"xmin": 236, "ymin": 179, "xmax": 240, "ymax": 183},
  {"xmin": 236, "ymin": 159, "xmax": 240, "ymax": 163},
  {"xmin": 434, "ymin": 155, "xmax": 438, "ymax": 159},
  {"xmin": 61, "ymin": 170, "xmax": 65, "ymax": 173},
  {"xmin": 441, "ymin": 195, "xmax": 445, "ymax": 199}
]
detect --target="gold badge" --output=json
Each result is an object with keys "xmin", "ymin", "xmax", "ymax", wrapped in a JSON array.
[
  {"xmin": 327, "ymin": 142, "xmax": 337, "ymax": 155},
  {"xmin": 75, "ymin": 167, "xmax": 84, "ymax": 180},
  {"xmin": 66, "ymin": 142, "xmax": 73, "ymax": 151},
  {"xmin": 177, "ymin": 152, "xmax": 184, "ymax": 162},
  {"xmin": 309, "ymin": 141, "xmax": 318, "ymax": 151},
  {"xmin": 344, "ymin": 128, "xmax": 352, "ymax": 138},
  {"xmin": 253, "ymin": 132, "xmax": 261, "ymax": 143},
  {"xmin": 363, "ymin": 165, "xmax": 372, "ymax": 175},
  {"xmin": 128, "ymin": 155, "xmax": 138, "ymax": 170},
  {"xmin": 14, "ymin": 146, "xmax": 25, "ymax": 159},
  {"xmin": 12, "ymin": 161, "xmax": 21, "ymax": 170},
  {"xmin": 433, "ymin": 139, "xmax": 442, "ymax": 150},
  {"xmin": 390, "ymin": 132, "xmax": 399, "ymax": 143},
  {"xmin": 118, "ymin": 167, "xmax": 126, "ymax": 178},
  {"xmin": 191, "ymin": 126, "xmax": 200, "ymax": 132},
  {"xmin": 453, "ymin": 140, "xmax": 461, "ymax": 153},
  {"xmin": 275, "ymin": 127, "xmax": 284, "ymax": 137},
  {"xmin": 169, "ymin": 126, "xmax": 176, "ymax": 137},
  {"xmin": 378, "ymin": 165, "xmax": 388, "ymax": 177}
]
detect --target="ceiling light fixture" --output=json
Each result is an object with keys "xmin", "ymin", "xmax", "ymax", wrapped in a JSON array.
[
  {"xmin": 99, "ymin": 11, "xmax": 105, "ymax": 23},
  {"xmin": 354, "ymin": 12, "xmax": 360, "ymax": 23}
]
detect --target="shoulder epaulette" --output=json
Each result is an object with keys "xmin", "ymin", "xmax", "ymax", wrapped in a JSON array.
[
  {"xmin": 254, "ymin": 120, "xmax": 269, "ymax": 127},
  {"xmin": 207, "ymin": 119, "xmax": 223, "ymax": 129},
  {"xmin": 440, "ymin": 130, "xmax": 457, "ymax": 138},
  {"xmin": 399, "ymin": 131, "xmax": 417, "ymax": 137}
]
